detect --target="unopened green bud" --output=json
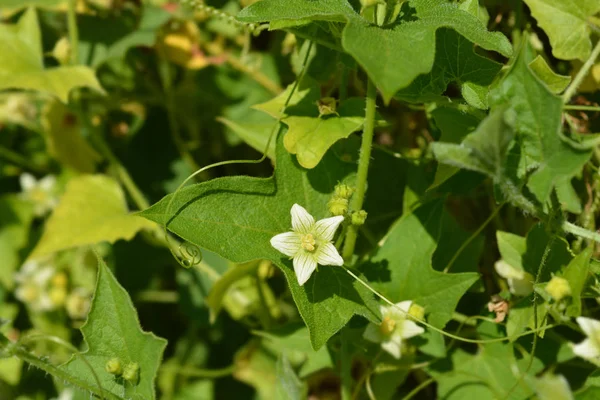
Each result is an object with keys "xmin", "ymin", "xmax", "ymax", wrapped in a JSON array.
[
  {"xmin": 52, "ymin": 37, "xmax": 71, "ymax": 65},
  {"xmin": 328, "ymin": 197, "xmax": 348, "ymax": 216},
  {"xmin": 351, "ymin": 210, "xmax": 368, "ymax": 226},
  {"xmin": 334, "ymin": 184, "xmax": 354, "ymax": 199},
  {"xmin": 408, "ymin": 303, "xmax": 425, "ymax": 320},
  {"xmin": 105, "ymin": 358, "xmax": 122, "ymax": 376},
  {"xmin": 122, "ymin": 362, "xmax": 139, "ymax": 383},
  {"xmin": 545, "ymin": 276, "xmax": 571, "ymax": 302}
]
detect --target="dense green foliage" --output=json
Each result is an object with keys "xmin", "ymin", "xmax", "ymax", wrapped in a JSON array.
[{"xmin": 2, "ymin": 0, "xmax": 600, "ymax": 399}]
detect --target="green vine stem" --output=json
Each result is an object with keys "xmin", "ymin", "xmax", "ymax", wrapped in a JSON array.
[
  {"xmin": 340, "ymin": 328, "xmax": 353, "ymax": 400},
  {"xmin": 67, "ymin": 0, "xmax": 79, "ymax": 65},
  {"xmin": 563, "ymin": 104, "xmax": 600, "ymax": 112},
  {"xmin": 342, "ymin": 78, "xmax": 377, "ymax": 261},
  {"xmin": 563, "ymin": 39, "xmax": 600, "ymax": 103}
]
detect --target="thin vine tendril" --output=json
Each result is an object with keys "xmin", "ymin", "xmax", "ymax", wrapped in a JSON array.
[
  {"xmin": 344, "ymin": 267, "xmax": 556, "ymax": 344},
  {"xmin": 163, "ymin": 41, "xmax": 314, "ymax": 269}
]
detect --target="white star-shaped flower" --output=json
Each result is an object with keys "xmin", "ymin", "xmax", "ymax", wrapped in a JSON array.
[
  {"xmin": 270, "ymin": 204, "xmax": 344, "ymax": 286},
  {"xmin": 572, "ymin": 317, "xmax": 600, "ymax": 366},
  {"xmin": 19, "ymin": 173, "xmax": 58, "ymax": 217},
  {"xmin": 363, "ymin": 301, "xmax": 425, "ymax": 359}
]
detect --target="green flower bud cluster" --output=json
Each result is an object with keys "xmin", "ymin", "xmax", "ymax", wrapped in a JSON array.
[
  {"xmin": 328, "ymin": 184, "xmax": 354, "ymax": 216},
  {"xmin": 105, "ymin": 358, "xmax": 140, "ymax": 384}
]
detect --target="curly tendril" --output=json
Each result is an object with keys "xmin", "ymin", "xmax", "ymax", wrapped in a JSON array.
[{"xmin": 178, "ymin": 242, "xmax": 203, "ymax": 268}]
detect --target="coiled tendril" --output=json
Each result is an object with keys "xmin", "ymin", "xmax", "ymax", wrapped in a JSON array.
[{"xmin": 178, "ymin": 242, "xmax": 203, "ymax": 268}]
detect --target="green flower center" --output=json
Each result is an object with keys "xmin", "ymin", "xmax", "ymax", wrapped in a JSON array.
[
  {"xmin": 301, "ymin": 233, "xmax": 316, "ymax": 252},
  {"xmin": 379, "ymin": 315, "xmax": 396, "ymax": 336}
]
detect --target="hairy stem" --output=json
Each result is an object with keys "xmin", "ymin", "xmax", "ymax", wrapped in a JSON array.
[
  {"xmin": 342, "ymin": 78, "xmax": 377, "ymax": 261},
  {"xmin": 563, "ymin": 39, "xmax": 600, "ymax": 103}
]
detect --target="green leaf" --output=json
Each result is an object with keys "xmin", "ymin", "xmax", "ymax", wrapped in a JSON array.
[
  {"xmin": 523, "ymin": 0, "xmax": 600, "ymax": 61},
  {"xmin": 396, "ymin": 28, "xmax": 503, "ymax": 109},
  {"xmin": 0, "ymin": 8, "xmax": 104, "ymax": 103},
  {"xmin": 61, "ymin": 254, "xmax": 167, "ymax": 399},
  {"xmin": 283, "ymin": 98, "xmax": 365, "ymax": 168},
  {"xmin": 563, "ymin": 247, "xmax": 592, "ymax": 317},
  {"xmin": 497, "ymin": 231, "xmax": 527, "ymax": 270},
  {"xmin": 0, "ymin": 195, "xmax": 33, "ymax": 289},
  {"xmin": 31, "ymin": 175, "xmax": 155, "ymax": 257},
  {"xmin": 237, "ymin": 0, "xmax": 356, "ymax": 23},
  {"xmin": 431, "ymin": 106, "xmax": 513, "ymax": 179},
  {"xmin": 342, "ymin": 0, "xmax": 512, "ymax": 102},
  {"xmin": 528, "ymin": 56, "xmax": 571, "ymax": 94},
  {"xmin": 428, "ymin": 107, "xmax": 481, "ymax": 188},
  {"xmin": 216, "ymin": 119, "xmax": 276, "ymax": 160},
  {"xmin": 275, "ymin": 354, "xmax": 306, "ymax": 400},
  {"xmin": 431, "ymin": 335, "xmax": 542, "ymax": 399},
  {"xmin": 40, "ymin": 101, "xmax": 101, "ymax": 173},
  {"xmin": 253, "ymin": 324, "xmax": 334, "ymax": 376},
  {"xmin": 139, "ymin": 132, "xmax": 380, "ymax": 350},
  {"xmin": 491, "ymin": 40, "xmax": 592, "ymax": 205},
  {"xmin": 366, "ymin": 200, "xmax": 479, "ymax": 329}
]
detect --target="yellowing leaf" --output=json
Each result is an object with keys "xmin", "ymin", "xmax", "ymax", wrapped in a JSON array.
[
  {"xmin": 31, "ymin": 175, "xmax": 154, "ymax": 257},
  {"xmin": 0, "ymin": 8, "xmax": 104, "ymax": 103},
  {"xmin": 41, "ymin": 101, "xmax": 102, "ymax": 173},
  {"xmin": 524, "ymin": 0, "xmax": 600, "ymax": 61}
]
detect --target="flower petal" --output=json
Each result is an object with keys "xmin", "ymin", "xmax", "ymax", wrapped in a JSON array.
[
  {"xmin": 39, "ymin": 175, "xmax": 56, "ymax": 191},
  {"xmin": 291, "ymin": 204, "xmax": 315, "ymax": 234},
  {"xmin": 572, "ymin": 338, "xmax": 600, "ymax": 361},
  {"xmin": 293, "ymin": 251, "xmax": 318, "ymax": 286},
  {"xmin": 313, "ymin": 216, "xmax": 344, "ymax": 241},
  {"xmin": 396, "ymin": 301, "xmax": 413, "ymax": 313},
  {"xmin": 495, "ymin": 260, "xmax": 524, "ymax": 279},
  {"xmin": 400, "ymin": 320, "xmax": 424, "ymax": 339},
  {"xmin": 381, "ymin": 338, "xmax": 402, "ymax": 359},
  {"xmin": 270, "ymin": 232, "xmax": 302, "ymax": 257},
  {"xmin": 577, "ymin": 317, "xmax": 600, "ymax": 338},
  {"xmin": 20, "ymin": 173, "xmax": 36, "ymax": 191},
  {"xmin": 363, "ymin": 323, "xmax": 384, "ymax": 343},
  {"xmin": 315, "ymin": 242, "xmax": 344, "ymax": 266}
]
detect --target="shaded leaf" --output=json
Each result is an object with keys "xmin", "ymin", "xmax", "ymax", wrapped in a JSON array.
[
  {"xmin": 342, "ymin": 0, "xmax": 512, "ymax": 102},
  {"xmin": 396, "ymin": 28, "xmax": 502, "ymax": 109},
  {"xmin": 431, "ymin": 106, "xmax": 513, "ymax": 179}
]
